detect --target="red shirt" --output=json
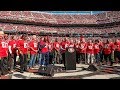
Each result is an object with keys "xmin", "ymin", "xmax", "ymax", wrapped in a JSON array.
[
  {"xmin": 0, "ymin": 40, "xmax": 8, "ymax": 58},
  {"xmin": 79, "ymin": 42, "xmax": 87, "ymax": 53},
  {"xmin": 41, "ymin": 42, "xmax": 49, "ymax": 53},
  {"xmin": 8, "ymin": 40, "xmax": 17, "ymax": 54},
  {"xmin": 61, "ymin": 41, "xmax": 69, "ymax": 53},
  {"xmin": 114, "ymin": 42, "xmax": 120, "ymax": 52},
  {"xmin": 17, "ymin": 39, "xmax": 28, "ymax": 54},
  {"xmin": 103, "ymin": 43, "xmax": 114, "ymax": 54},
  {"xmin": 94, "ymin": 43, "xmax": 100, "ymax": 54},
  {"xmin": 4, "ymin": 40, "xmax": 8, "ymax": 57},
  {"xmin": 69, "ymin": 43, "xmax": 75, "ymax": 48},
  {"xmin": 86, "ymin": 43, "xmax": 94, "ymax": 54},
  {"xmin": 53, "ymin": 42, "xmax": 60, "ymax": 51},
  {"xmin": 29, "ymin": 40, "xmax": 37, "ymax": 55}
]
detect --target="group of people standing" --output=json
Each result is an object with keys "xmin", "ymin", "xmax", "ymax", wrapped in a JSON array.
[{"xmin": 0, "ymin": 29, "xmax": 120, "ymax": 75}]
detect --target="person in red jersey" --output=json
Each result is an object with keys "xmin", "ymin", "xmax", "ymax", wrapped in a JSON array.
[
  {"xmin": 8, "ymin": 35, "xmax": 17, "ymax": 71},
  {"xmin": 69, "ymin": 39, "xmax": 75, "ymax": 48},
  {"xmin": 103, "ymin": 39, "xmax": 114, "ymax": 66},
  {"xmin": 17, "ymin": 35, "xmax": 28, "ymax": 73},
  {"xmin": 60, "ymin": 38, "xmax": 69, "ymax": 65},
  {"xmin": 40, "ymin": 38, "xmax": 49, "ymax": 66},
  {"xmin": 94, "ymin": 39, "xmax": 101, "ymax": 65},
  {"xmin": 3, "ymin": 34, "xmax": 10, "ymax": 72},
  {"xmin": 28, "ymin": 35, "xmax": 38, "ymax": 69},
  {"xmin": 3, "ymin": 34, "xmax": 9, "ymax": 58},
  {"xmin": 53, "ymin": 38, "xmax": 61, "ymax": 64},
  {"xmin": 61, "ymin": 38, "xmax": 70, "ymax": 53},
  {"xmin": 114, "ymin": 39, "xmax": 120, "ymax": 63},
  {"xmin": 109, "ymin": 39, "xmax": 115, "ymax": 62},
  {"xmin": 0, "ymin": 30, "xmax": 9, "ymax": 75},
  {"xmin": 38, "ymin": 37, "xmax": 50, "ymax": 66},
  {"xmin": 86, "ymin": 39, "xmax": 94, "ymax": 64},
  {"xmin": 79, "ymin": 37, "xmax": 87, "ymax": 64}
]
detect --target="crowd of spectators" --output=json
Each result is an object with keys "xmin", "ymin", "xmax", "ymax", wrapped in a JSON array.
[
  {"xmin": 0, "ymin": 11, "xmax": 120, "ymax": 25},
  {"xmin": 0, "ymin": 22, "xmax": 120, "ymax": 35}
]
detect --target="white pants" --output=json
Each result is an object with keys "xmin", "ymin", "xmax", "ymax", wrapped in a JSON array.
[{"xmin": 87, "ymin": 54, "xmax": 94, "ymax": 64}]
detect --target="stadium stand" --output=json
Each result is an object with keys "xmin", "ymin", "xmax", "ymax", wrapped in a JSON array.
[{"xmin": 0, "ymin": 11, "xmax": 120, "ymax": 38}]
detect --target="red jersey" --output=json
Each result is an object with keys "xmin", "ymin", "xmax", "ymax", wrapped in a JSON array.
[
  {"xmin": 8, "ymin": 40, "xmax": 17, "ymax": 54},
  {"xmin": 0, "ymin": 40, "xmax": 8, "ymax": 58},
  {"xmin": 41, "ymin": 42, "xmax": 49, "ymax": 53},
  {"xmin": 94, "ymin": 43, "xmax": 100, "ymax": 54},
  {"xmin": 69, "ymin": 43, "xmax": 75, "ymax": 48},
  {"xmin": 79, "ymin": 42, "xmax": 87, "ymax": 53},
  {"xmin": 17, "ymin": 39, "xmax": 28, "ymax": 54},
  {"xmin": 103, "ymin": 43, "xmax": 114, "ymax": 54},
  {"xmin": 86, "ymin": 43, "xmax": 94, "ymax": 54},
  {"xmin": 114, "ymin": 42, "xmax": 120, "ymax": 52},
  {"xmin": 53, "ymin": 42, "xmax": 60, "ymax": 51},
  {"xmin": 29, "ymin": 40, "xmax": 37, "ymax": 55},
  {"xmin": 61, "ymin": 41, "xmax": 69, "ymax": 53}
]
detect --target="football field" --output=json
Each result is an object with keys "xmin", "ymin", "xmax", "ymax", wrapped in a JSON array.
[{"xmin": 7, "ymin": 64, "xmax": 120, "ymax": 79}]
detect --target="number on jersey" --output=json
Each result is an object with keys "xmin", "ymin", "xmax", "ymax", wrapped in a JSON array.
[
  {"xmin": 24, "ymin": 43, "xmax": 28, "ymax": 48},
  {"xmin": 34, "ymin": 43, "xmax": 37, "ymax": 48},
  {"xmin": 1, "ymin": 42, "xmax": 8, "ymax": 48}
]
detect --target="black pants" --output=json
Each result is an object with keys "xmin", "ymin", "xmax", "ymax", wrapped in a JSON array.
[
  {"xmin": 0, "ymin": 57, "xmax": 9, "ymax": 75},
  {"xmin": 49, "ymin": 52, "xmax": 53, "ymax": 64},
  {"xmin": 19, "ymin": 54, "xmax": 28, "ymax": 72},
  {"xmin": 100, "ymin": 51, "xmax": 104, "ymax": 63},
  {"xmin": 61, "ymin": 53, "xmax": 65, "ymax": 66},
  {"xmin": 13, "ymin": 53, "xmax": 17, "ymax": 68},
  {"xmin": 114, "ymin": 51, "xmax": 120, "ymax": 62},
  {"xmin": 103, "ymin": 53, "xmax": 113, "ymax": 65},
  {"xmin": 80, "ymin": 53, "xmax": 86, "ymax": 63},
  {"xmin": 8, "ymin": 53, "xmax": 14, "ymax": 71},
  {"xmin": 76, "ymin": 52, "xmax": 80, "ymax": 63}
]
